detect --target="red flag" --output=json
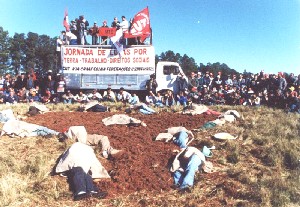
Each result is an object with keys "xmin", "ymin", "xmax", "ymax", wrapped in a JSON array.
[
  {"xmin": 98, "ymin": 27, "xmax": 117, "ymax": 37},
  {"xmin": 63, "ymin": 9, "xmax": 70, "ymax": 32},
  {"xmin": 124, "ymin": 7, "xmax": 151, "ymax": 41}
]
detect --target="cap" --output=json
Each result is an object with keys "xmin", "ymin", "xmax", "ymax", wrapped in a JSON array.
[{"xmin": 94, "ymin": 21, "xmax": 97, "ymax": 24}]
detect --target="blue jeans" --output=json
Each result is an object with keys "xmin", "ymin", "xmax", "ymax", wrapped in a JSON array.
[
  {"xmin": 173, "ymin": 131, "xmax": 188, "ymax": 148},
  {"xmin": 71, "ymin": 167, "xmax": 98, "ymax": 196},
  {"xmin": 173, "ymin": 154, "xmax": 202, "ymax": 189},
  {"xmin": 139, "ymin": 104, "xmax": 156, "ymax": 114},
  {"xmin": 31, "ymin": 125, "xmax": 58, "ymax": 137},
  {"xmin": 177, "ymin": 101, "xmax": 187, "ymax": 108}
]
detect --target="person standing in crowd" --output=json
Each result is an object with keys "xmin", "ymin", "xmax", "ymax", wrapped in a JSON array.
[
  {"xmin": 119, "ymin": 15, "xmax": 129, "ymax": 45},
  {"xmin": 100, "ymin": 20, "xmax": 109, "ymax": 45},
  {"xmin": 278, "ymin": 72, "xmax": 287, "ymax": 94},
  {"xmin": 70, "ymin": 19, "xmax": 78, "ymax": 38},
  {"xmin": 77, "ymin": 15, "xmax": 89, "ymax": 45},
  {"xmin": 187, "ymin": 71, "xmax": 198, "ymax": 91},
  {"xmin": 90, "ymin": 22, "xmax": 99, "ymax": 45},
  {"xmin": 177, "ymin": 72, "xmax": 188, "ymax": 93},
  {"xmin": 197, "ymin": 72, "xmax": 204, "ymax": 91},
  {"xmin": 15, "ymin": 73, "xmax": 27, "ymax": 90},
  {"xmin": 56, "ymin": 76, "xmax": 66, "ymax": 102},
  {"xmin": 111, "ymin": 17, "xmax": 120, "ymax": 28},
  {"xmin": 203, "ymin": 72, "xmax": 211, "ymax": 89},
  {"xmin": 146, "ymin": 74, "xmax": 158, "ymax": 94},
  {"xmin": 56, "ymin": 36, "xmax": 63, "ymax": 68}
]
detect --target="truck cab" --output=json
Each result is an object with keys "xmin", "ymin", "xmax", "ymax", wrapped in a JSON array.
[{"xmin": 155, "ymin": 61, "xmax": 184, "ymax": 95}]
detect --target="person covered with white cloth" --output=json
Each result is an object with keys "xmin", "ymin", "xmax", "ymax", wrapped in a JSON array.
[
  {"xmin": 55, "ymin": 142, "xmax": 109, "ymax": 201},
  {"xmin": 58, "ymin": 125, "xmax": 121, "ymax": 158}
]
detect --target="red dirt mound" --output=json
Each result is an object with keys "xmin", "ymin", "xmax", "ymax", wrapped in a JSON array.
[{"xmin": 26, "ymin": 111, "xmax": 217, "ymax": 197}]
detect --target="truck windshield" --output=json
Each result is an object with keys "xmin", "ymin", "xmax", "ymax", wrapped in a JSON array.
[{"xmin": 163, "ymin": 65, "xmax": 180, "ymax": 75}]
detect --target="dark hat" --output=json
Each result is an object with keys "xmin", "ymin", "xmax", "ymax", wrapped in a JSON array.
[
  {"xmin": 122, "ymin": 16, "xmax": 125, "ymax": 19},
  {"xmin": 120, "ymin": 87, "xmax": 124, "ymax": 91}
]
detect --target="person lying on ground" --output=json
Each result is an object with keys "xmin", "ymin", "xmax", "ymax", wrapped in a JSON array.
[
  {"xmin": 55, "ymin": 142, "xmax": 109, "ymax": 201},
  {"xmin": 155, "ymin": 126, "xmax": 194, "ymax": 149},
  {"xmin": 58, "ymin": 126, "xmax": 121, "ymax": 158},
  {"xmin": 27, "ymin": 103, "xmax": 50, "ymax": 116},
  {"xmin": 1, "ymin": 119, "xmax": 59, "ymax": 138},
  {"xmin": 77, "ymin": 100, "xmax": 110, "ymax": 112},
  {"xmin": 129, "ymin": 102, "xmax": 157, "ymax": 115},
  {"xmin": 170, "ymin": 146, "xmax": 212, "ymax": 192},
  {"xmin": 102, "ymin": 114, "xmax": 147, "ymax": 127}
]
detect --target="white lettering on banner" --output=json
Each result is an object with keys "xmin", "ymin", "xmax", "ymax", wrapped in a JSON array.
[{"xmin": 61, "ymin": 46, "xmax": 155, "ymax": 75}]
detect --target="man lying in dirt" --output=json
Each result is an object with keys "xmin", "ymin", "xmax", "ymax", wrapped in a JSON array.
[
  {"xmin": 170, "ymin": 146, "xmax": 213, "ymax": 192},
  {"xmin": 55, "ymin": 142, "xmax": 109, "ymax": 201},
  {"xmin": 27, "ymin": 103, "xmax": 50, "ymax": 116},
  {"xmin": 127, "ymin": 102, "xmax": 157, "ymax": 115},
  {"xmin": 155, "ymin": 126, "xmax": 194, "ymax": 149},
  {"xmin": 77, "ymin": 100, "xmax": 110, "ymax": 112},
  {"xmin": 102, "ymin": 114, "xmax": 147, "ymax": 127},
  {"xmin": 58, "ymin": 126, "xmax": 121, "ymax": 158}
]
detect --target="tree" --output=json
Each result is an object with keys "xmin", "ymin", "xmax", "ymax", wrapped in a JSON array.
[
  {"xmin": 35, "ymin": 35, "xmax": 56, "ymax": 75},
  {"xmin": 179, "ymin": 54, "xmax": 197, "ymax": 74},
  {"xmin": 0, "ymin": 27, "xmax": 11, "ymax": 75},
  {"xmin": 25, "ymin": 32, "xmax": 39, "ymax": 70},
  {"xmin": 10, "ymin": 33, "xmax": 26, "ymax": 75}
]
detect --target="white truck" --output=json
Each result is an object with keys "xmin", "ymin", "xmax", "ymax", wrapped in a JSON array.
[{"xmin": 61, "ymin": 45, "xmax": 185, "ymax": 94}]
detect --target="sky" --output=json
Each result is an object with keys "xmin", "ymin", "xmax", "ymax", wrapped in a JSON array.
[{"xmin": 0, "ymin": 0, "xmax": 300, "ymax": 74}]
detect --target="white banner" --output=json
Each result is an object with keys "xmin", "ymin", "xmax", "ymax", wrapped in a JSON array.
[{"xmin": 61, "ymin": 45, "xmax": 155, "ymax": 74}]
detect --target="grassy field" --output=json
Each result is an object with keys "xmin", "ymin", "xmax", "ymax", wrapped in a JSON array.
[{"xmin": 0, "ymin": 103, "xmax": 299, "ymax": 207}]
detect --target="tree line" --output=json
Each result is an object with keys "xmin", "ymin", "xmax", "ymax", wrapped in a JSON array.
[{"xmin": 0, "ymin": 26, "xmax": 239, "ymax": 77}]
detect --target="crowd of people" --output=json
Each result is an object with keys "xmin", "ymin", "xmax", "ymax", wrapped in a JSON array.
[
  {"xmin": 0, "ymin": 69, "xmax": 299, "ymax": 113},
  {"xmin": 171, "ymin": 70, "xmax": 300, "ymax": 113},
  {"xmin": 58, "ymin": 14, "xmax": 142, "ymax": 46}
]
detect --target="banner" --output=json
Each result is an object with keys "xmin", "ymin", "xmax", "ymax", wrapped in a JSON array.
[
  {"xmin": 124, "ymin": 7, "xmax": 151, "ymax": 40},
  {"xmin": 63, "ymin": 9, "xmax": 70, "ymax": 32},
  {"xmin": 61, "ymin": 45, "xmax": 155, "ymax": 75},
  {"xmin": 98, "ymin": 27, "xmax": 116, "ymax": 37}
]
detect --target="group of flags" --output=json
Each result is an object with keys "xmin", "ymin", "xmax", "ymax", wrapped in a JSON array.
[{"xmin": 63, "ymin": 7, "xmax": 151, "ymax": 53}]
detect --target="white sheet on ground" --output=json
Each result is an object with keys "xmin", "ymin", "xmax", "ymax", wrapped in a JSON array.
[
  {"xmin": 55, "ymin": 142, "xmax": 110, "ymax": 179},
  {"xmin": 102, "ymin": 114, "xmax": 142, "ymax": 126},
  {"xmin": 182, "ymin": 104, "xmax": 208, "ymax": 115},
  {"xmin": 0, "ymin": 109, "xmax": 16, "ymax": 123},
  {"xmin": 1, "ymin": 120, "xmax": 58, "ymax": 138}
]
